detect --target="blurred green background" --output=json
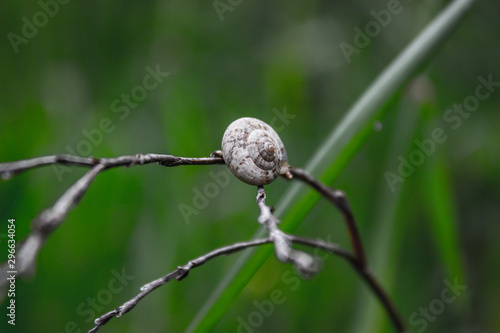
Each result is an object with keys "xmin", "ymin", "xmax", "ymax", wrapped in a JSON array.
[{"xmin": 0, "ymin": 0, "xmax": 499, "ymax": 332}]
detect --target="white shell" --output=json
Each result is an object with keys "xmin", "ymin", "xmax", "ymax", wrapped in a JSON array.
[{"xmin": 221, "ymin": 117, "xmax": 289, "ymax": 186}]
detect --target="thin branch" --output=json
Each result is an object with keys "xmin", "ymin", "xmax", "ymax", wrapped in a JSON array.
[
  {"xmin": 88, "ymin": 233, "xmax": 407, "ymax": 333},
  {"xmin": 286, "ymin": 166, "xmax": 367, "ymax": 267},
  {"xmin": 89, "ymin": 238, "xmax": 274, "ymax": 333},
  {"xmin": 0, "ymin": 153, "xmax": 225, "ymax": 179},
  {"xmin": 0, "ymin": 164, "xmax": 105, "ymax": 289},
  {"xmin": 0, "ymin": 153, "xmax": 225, "ymax": 291},
  {"xmin": 1, "ymin": 153, "xmax": 407, "ymax": 332},
  {"xmin": 283, "ymin": 167, "xmax": 408, "ymax": 332},
  {"xmin": 355, "ymin": 265, "xmax": 408, "ymax": 333},
  {"xmin": 87, "ymin": 231, "xmax": 355, "ymax": 333},
  {"xmin": 289, "ymin": 236, "xmax": 407, "ymax": 333},
  {"xmin": 256, "ymin": 186, "xmax": 320, "ymax": 278}
]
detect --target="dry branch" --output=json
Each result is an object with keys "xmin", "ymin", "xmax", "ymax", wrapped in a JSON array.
[
  {"xmin": 0, "ymin": 153, "xmax": 225, "ymax": 291},
  {"xmin": 0, "ymin": 154, "xmax": 408, "ymax": 332}
]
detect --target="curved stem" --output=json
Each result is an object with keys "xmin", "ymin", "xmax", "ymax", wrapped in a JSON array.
[
  {"xmin": 283, "ymin": 167, "xmax": 408, "ymax": 332},
  {"xmin": 88, "ymin": 232, "xmax": 407, "ymax": 333},
  {"xmin": 291, "ymin": 236, "xmax": 407, "ymax": 332},
  {"xmin": 287, "ymin": 166, "xmax": 367, "ymax": 267}
]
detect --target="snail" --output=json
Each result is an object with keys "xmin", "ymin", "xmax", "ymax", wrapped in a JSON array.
[{"xmin": 221, "ymin": 117, "xmax": 291, "ymax": 186}]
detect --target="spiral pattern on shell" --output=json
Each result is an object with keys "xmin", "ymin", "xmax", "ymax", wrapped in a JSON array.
[{"xmin": 221, "ymin": 117, "xmax": 289, "ymax": 186}]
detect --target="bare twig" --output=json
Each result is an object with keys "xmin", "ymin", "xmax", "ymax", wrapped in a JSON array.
[
  {"xmin": 0, "ymin": 164, "xmax": 105, "ymax": 290},
  {"xmin": 0, "ymin": 153, "xmax": 225, "ymax": 180},
  {"xmin": 283, "ymin": 166, "xmax": 407, "ymax": 332},
  {"xmin": 88, "ymin": 238, "xmax": 274, "ymax": 333},
  {"xmin": 1, "ymin": 153, "xmax": 407, "ymax": 332},
  {"xmin": 286, "ymin": 166, "xmax": 367, "ymax": 267},
  {"xmin": 89, "ymin": 233, "xmax": 406, "ymax": 333},
  {"xmin": 289, "ymin": 235, "xmax": 408, "ymax": 333},
  {"xmin": 256, "ymin": 186, "xmax": 319, "ymax": 278},
  {"xmin": 0, "ymin": 153, "xmax": 225, "ymax": 291},
  {"xmin": 87, "ymin": 230, "xmax": 353, "ymax": 333}
]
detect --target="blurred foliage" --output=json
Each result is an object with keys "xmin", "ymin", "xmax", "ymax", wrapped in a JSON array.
[{"xmin": 0, "ymin": 1, "xmax": 499, "ymax": 332}]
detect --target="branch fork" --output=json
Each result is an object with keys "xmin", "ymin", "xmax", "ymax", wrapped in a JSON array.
[
  {"xmin": 256, "ymin": 186, "xmax": 320, "ymax": 278},
  {"xmin": 0, "ymin": 153, "xmax": 408, "ymax": 332}
]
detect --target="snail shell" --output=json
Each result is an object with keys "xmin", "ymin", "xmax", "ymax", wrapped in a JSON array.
[{"xmin": 221, "ymin": 117, "xmax": 289, "ymax": 186}]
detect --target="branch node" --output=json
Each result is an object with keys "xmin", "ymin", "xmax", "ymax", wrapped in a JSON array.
[
  {"xmin": 210, "ymin": 150, "xmax": 223, "ymax": 158},
  {"xmin": 176, "ymin": 266, "xmax": 191, "ymax": 280}
]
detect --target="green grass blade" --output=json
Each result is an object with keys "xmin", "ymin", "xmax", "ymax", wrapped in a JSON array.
[
  {"xmin": 189, "ymin": 0, "xmax": 477, "ymax": 331},
  {"xmin": 303, "ymin": 0, "xmax": 477, "ymax": 177},
  {"xmin": 425, "ymin": 153, "xmax": 465, "ymax": 284},
  {"xmin": 351, "ymin": 81, "xmax": 426, "ymax": 333},
  {"xmin": 418, "ymin": 89, "xmax": 466, "ymax": 286}
]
